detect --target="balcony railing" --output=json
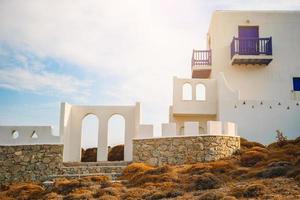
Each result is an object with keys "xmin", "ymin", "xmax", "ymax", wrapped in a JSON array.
[
  {"xmin": 230, "ymin": 37, "xmax": 272, "ymax": 59},
  {"xmin": 192, "ymin": 50, "xmax": 212, "ymax": 67}
]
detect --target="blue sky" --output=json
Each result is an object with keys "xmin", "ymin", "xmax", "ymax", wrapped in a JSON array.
[{"xmin": 1, "ymin": 0, "xmax": 300, "ymax": 148}]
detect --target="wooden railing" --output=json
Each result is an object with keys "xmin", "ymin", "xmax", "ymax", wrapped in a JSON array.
[
  {"xmin": 231, "ymin": 37, "xmax": 272, "ymax": 59},
  {"xmin": 191, "ymin": 50, "xmax": 212, "ymax": 67}
]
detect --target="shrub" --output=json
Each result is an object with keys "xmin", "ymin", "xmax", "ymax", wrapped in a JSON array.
[
  {"xmin": 243, "ymin": 184, "xmax": 266, "ymax": 198},
  {"xmin": 194, "ymin": 172, "xmax": 222, "ymax": 190},
  {"xmin": 240, "ymin": 150, "xmax": 267, "ymax": 167},
  {"xmin": 256, "ymin": 166, "xmax": 292, "ymax": 178},
  {"xmin": 240, "ymin": 138, "xmax": 265, "ymax": 149},
  {"xmin": 108, "ymin": 145, "xmax": 124, "ymax": 161},
  {"xmin": 198, "ymin": 191, "xmax": 225, "ymax": 200},
  {"xmin": 81, "ymin": 147, "xmax": 97, "ymax": 162},
  {"xmin": 121, "ymin": 163, "xmax": 154, "ymax": 180},
  {"xmin": 5, "ymin": 183, "xmax": 44, "ymax": 199},
  {"xmin": 53, "ymin": 178, "xmax": 81, "ymax": 194},
  {"xmin": 121, "ymin": 188, "xmax": 152, "ymax": 200},
  {"xmin": 64, "ymin": 188, "xmax": 94, "ymax": 200}
]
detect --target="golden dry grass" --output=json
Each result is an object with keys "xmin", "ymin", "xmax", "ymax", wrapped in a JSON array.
[{"xmin": 0, "ymin": 137, "xmax": 300, "ymax": 199}]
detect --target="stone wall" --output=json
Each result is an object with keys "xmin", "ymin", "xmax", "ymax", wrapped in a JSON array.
[
  {"xmin": 0, "ymin": 145, "xmax": 63, "ymax": 184},
  {"xmin": 133, "ymin": 135, "xmax": 240, "ymax": 166}
]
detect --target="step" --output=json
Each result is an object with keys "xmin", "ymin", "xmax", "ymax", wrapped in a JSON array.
[
  {"xmin": 61, "ymin": 165, "xmax": 126, "ymax": 174},
  {"xmin": 49, "ymin": 172, "xmax": 122, "ymax": 181},
  {"xmin": 63, "ymin": 161, "xmax": 131, "ymax": 167}
]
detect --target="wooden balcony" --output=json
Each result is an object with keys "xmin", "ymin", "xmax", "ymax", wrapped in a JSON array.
[
  {"xmin": 191, "ymin": 50, "xmax": 212, "ymax": 78},
  {"xmin": 230, "ymin": 37, "xmax": 273, "ymax": 65}
]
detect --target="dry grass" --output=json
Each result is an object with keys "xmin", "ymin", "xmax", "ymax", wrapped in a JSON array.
[{"xmin": 1, "ymin": 137, "xmax": 300, "ymax": 199}]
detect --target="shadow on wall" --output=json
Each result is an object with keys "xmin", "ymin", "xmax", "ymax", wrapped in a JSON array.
[{"xmin": 81, "ymin": 145, "xmax": 124, "ymax": 162}]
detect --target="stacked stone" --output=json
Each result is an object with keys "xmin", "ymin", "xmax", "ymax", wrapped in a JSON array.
[
  {"xmin": 133, "ymin": 136, "xmax": 240, "ymax": 166},
  {"xmin": 0, "ymin": 145, "xmax": 63, "ymax": 184}
]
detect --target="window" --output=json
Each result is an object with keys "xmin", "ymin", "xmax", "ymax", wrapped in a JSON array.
[
  {"xmin": 238, "ymin": 26, "xmax": 259, "ymax": 38},
  {"xmin": 293, "ymin": 77, "xmax": 300, "ymax": 91},
  {"xmin": 182, "ymin": 83, "xmax": 192, "ymax": 100},
  {"xmin": 196, "ymin": 83, "xmax": 206, "ymax": 101}
]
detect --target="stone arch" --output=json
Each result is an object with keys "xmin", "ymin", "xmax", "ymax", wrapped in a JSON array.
[
  {"xmin": 182, "ymin": 83, "xmax": 192, "ymax": 100},
  {"xmin": 196, "ymin": 83, "xmax": 206, "ymax": 101}
]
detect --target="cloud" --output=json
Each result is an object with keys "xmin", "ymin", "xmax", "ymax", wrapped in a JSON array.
[
  {"xmin": 0, "ymin": 67, "xmax": 91, "ymax": 99},
  {"xmin": 0, "ymin": 0, "xmax": 299, "ymax": 134}
]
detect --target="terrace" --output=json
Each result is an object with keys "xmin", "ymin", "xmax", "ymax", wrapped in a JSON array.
[
  {"xmin": 191, "ymin": 49, "xmax": 212, "ymax": 78},
  {"xmin": 230, "ymin": 37, "xmax": 273, "ymax": 65}
]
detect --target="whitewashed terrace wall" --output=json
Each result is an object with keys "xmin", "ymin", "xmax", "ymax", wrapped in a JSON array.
[
  {"xmin": 0, "ymin": 126, "xmax": 61, "ymax": 145},
  {"xmin": 217, "ymin": 73, "xmax": 300, "ymax": 144}
]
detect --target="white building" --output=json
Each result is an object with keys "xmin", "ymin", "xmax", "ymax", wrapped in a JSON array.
[{"xmin": 170, "ymin": 10, "xmax": 300, "ymax": 144}]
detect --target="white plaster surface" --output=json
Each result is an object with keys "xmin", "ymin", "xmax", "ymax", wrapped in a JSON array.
[
  {"xmin": 184, "ymin": 122, "xmax": 199, "ymax": 136},
  {"xmin": 224, "ymin": 122, "xmax": 237, "ymax": 136},
  {"xmin": 138, "ymin": 124, "xmax": 153, "ymax": 139},
  {"xmin": 0, "ymin": 126, "xmax": 61, "ymax": 145},
  {"xmin": 207, "ymin": 121, "xmax": 222, "ymax": 135},
  {"xmin": 161, "ymin": 123, "xmax": 177, "ymax": 137}
]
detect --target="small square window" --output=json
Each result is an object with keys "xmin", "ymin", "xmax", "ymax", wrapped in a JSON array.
[{"xmin": 293, "ymin": 77, "xmax": 300, "ymax": 91}]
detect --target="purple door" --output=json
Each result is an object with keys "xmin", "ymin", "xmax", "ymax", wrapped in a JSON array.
[{"xmin": 238, "ymin": 26, "xmax": 259, "ymax": 55}]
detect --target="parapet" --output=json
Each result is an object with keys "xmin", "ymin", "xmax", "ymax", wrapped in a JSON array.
[{"xmin": 0, "ymin": 126, "xmax": 61, "ymax": 145}]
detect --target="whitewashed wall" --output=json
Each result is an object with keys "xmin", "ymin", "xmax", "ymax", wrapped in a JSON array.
[{"xmin": 0, "ymin": 126, "xmax": 61, "ymax": 145}]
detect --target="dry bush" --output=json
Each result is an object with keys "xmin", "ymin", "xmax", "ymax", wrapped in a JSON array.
[
  {"xmin": 108, "ymin": 144, "xmax": 124, "ymax": 161},
  {"xmin": 121, "ymin": 187, "xmax": 153, "ymax": 200},
  {"xmin": 230, "ymin": 183, "xmax": 266, "ymax": 198},
  {"xmin": 193, "ymin": 172, "xmax": 223, "ymax": 190},
  {"xmin": 82, "ymin": 175, "xmax": 110, "ymax": 184},
  {"xmin": 42, "ymin": 192, "xmax": 63, "ymax": 200},
  {"xmin": 98, "ymin": 195, "xmax": 119, "ymax": 200},
  {"xmin": 2, "ymin": 183, "xmax": 44, "ymax": 200},
  {"xmin": 81, "ymin": 147, "xmax": 97, "ymax": 162},
  {"xmin": 143, "ymin": 182, "xmax": 179, "ymax": 190},
  {"xmin": 240, "ymin": 138, "xmax": 265, "ymax": 149},
  {"xmin": 221, "ymin": 196, "xmax": 237, "ymax": 200},
  {"xmin": 209, "ymin": 160, "xmax": 237, "ymax": 174},
  {"xmin": 64, "ymin": 188, "xmax": 94, "ymax": 200},
  {"xmin": 249, "ymin": 146, "xmax": 269, "ymax": 154},
  {"xmin": 121, "ymin": 163, "xmax": 154, "ymax": 180},
  {"xmin": 240, "ymin": 150, "xmax": 267, "ymax": 167},
  {"xmin": 243, "ymin": 184, "xmax": 266, "ymax": 198},
  {"xmin": 53, "ymin": 178, "xmax": 80, "ymax": 194},
  {"xmin": 108, "ymin": 145, "xmax": 124, "ymax": 161},
  {"xmin": 181, "ymin": 163, "xmax": 211, "ymax": 175},
  {"xmin": 146, "ymin": 190, "xmax": 183, "ymax": 200},
  {"xmin": 128, "ymin": 172, "xmax": 178, "ymax": 187},
  {"xmin": 198, "ymin": 191, "xmax": 225, "ymax": 200}
]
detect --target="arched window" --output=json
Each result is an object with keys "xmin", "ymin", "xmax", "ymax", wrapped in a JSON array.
[
  {"xmin": 196, "ymin": 83, "xmax": 206, "ymax": 101},
  {"xmin": 182, "ymin": 83, "xmax": 192, "ymax": 100},
  {"xmin": 108, "ymin": 114, "xmax": 125, "ymax": 161},
  {"xmin": 81, "ymin": 114, "xmax": 99, "ymax": 162}
]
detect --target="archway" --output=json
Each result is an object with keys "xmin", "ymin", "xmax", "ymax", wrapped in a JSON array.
[
  {"xmin": 81, "ymin": 114, "xmax": 99, "ymax": 162},
  {"xmin": 108, "ymin": 114, "xmax": 125, "ymax": 161}
]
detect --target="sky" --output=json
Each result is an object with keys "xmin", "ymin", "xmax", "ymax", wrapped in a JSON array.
[{"xmin": 1, "ymin": 0, "xmax": 300, "ymax": 148}]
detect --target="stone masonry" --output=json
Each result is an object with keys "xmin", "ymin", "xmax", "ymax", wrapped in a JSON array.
[
  {"xmin": 0, "ymin": 145, "xmax": 128, "ymax": 184},
  {"xmin": 0, "ymin": 145, "xmax": 63, "ymax": 184},
  {"xmin": 133, "ymin": 135, "xmax": 240, "ymax": 166}
]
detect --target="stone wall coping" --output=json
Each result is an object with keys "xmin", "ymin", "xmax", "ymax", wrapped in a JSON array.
[
  {"xmin": 133, "ymin": 134, "xmax": 240, "ymax": 141},
  {"xmin": 0, "ymin": 144, "xmax": 63, "ymax": 147}
]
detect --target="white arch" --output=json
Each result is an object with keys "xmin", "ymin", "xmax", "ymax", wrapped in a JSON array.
[
  {"xmin": 81, "ymin": 114, "xmax": 99, "ymax": 161},
  {"xmin": 182, "ymin": 83, "xmax": 192, "ymax": 100},
  {"xmin": 196, "ymin": 83, "xmax": 206, "ymax": 101},
  {"xmin": 108, "ymin": 114, "xmax": 125, "ymax": 161},
  {"xmin": 61, "ymin": 102, "xmax": 140, "ymax": 162}
]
